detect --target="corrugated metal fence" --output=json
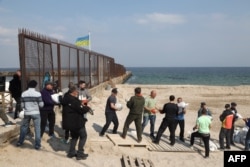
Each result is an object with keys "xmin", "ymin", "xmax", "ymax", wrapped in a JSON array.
[{"xmin": 18, "ymin": 28, "xmax": 126, "ymax": 91}]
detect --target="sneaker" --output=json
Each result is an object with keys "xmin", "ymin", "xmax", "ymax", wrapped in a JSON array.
[
  {"xmin": 120, "ymin": 134, "xmax": 126, "ymax": 139},
  {"xmin": 99, "ymin": 133, "xmax": 105, "ymax": 137},
  {"xmin": 219, "ymin": 147, "xmax": 225, "ymax": 151},
  {"xmin": 76, "ymin": 156, "xmax": 87, "ymax": 160},
  {"xmin": 150, "ymin": 135, "xmax": 156, "ymax": 140},
  {"xmin": 16, "ymin": 142, "xmax": 22, "ymax": 147},
  {"xmin": 76, "ymin": 153, "xmax": 88, "ymax": 160},
  {"xmin": 81, "ymin": 153, "xmax": 89, "ymax": 158},
  {"xmin": 49, "ymin": 134, "xmax": 56, "ymax": 138},
  {"xmin": 152, "ymin": 140, "xmax": 159, "ymax": 144},
  {"xmin": 180, "ymin": 138, "xmax": 185, "ymax": 142},
  {"xmin": 35, "ymin": 145, "xmax": 41, "ymax": 150},
  {"xmin": 67, "ymin": 153, "xmax": 77, "ymax": 158},
  {"xmin": 60, "ymin": 138, "xmax": 70, "ymax": 144},
  {"xmin": 5, "ymin": 121, "xmax": 15, "ymax": 127}
]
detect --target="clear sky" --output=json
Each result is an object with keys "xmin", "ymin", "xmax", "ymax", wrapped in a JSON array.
[{"xmin": 0, "ymin": 0, "xmax": 250, "ymax": 68}]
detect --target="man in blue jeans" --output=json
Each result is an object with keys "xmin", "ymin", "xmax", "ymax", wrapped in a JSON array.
[
  {"xmin": 16, "ymin": 80, "xmax": 44, "ymax": 150},
  {"xmin": 175, "ymin": 97, "xmax": 186, "ymax": 142},
  {"xmin": 141, "ymin": 90, "xmax": 157, "ymax": 139}
]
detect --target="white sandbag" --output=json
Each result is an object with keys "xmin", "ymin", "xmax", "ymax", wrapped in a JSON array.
[
  {"xmin": 115, "ymin": 103, "xmax": 123, "ymax": 111},
  {"xmin": 209, "ymin": 140, "xmax": 218, "ymax": 151},
  {"xmin": 19, "ymin": 110, "xmax": 24, "ymax": 119},
  {"xmin": 177, "ymin": 101, "xmax": 189, "ymax": 108},
  {"xmin": 51, "ymin": 93, "xmax": 61, "ymax": 104}
]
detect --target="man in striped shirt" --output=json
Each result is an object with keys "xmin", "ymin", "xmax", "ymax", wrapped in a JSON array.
[{"xmin": 16, "ymin": 80, "xmax": 44, "ymax": 150}]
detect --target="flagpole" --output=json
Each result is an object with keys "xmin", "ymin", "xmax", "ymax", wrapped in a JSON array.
[{"xmin": 88, "ymin": 31, "xmax": 91, "ymax": 51}]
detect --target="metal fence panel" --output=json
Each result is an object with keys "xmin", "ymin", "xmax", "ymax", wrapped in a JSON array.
[{"xmin": 18, "ymin": 28, "xmax": 126, "ymax": 91}]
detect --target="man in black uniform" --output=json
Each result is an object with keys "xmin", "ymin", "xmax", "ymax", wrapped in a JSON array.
[{"xmin": 153, "ymin": 95, "xmax": 178, "ymax": 146}]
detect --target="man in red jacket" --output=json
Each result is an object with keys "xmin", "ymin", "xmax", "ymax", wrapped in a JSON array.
[{"xmin": 219, "ymin": 104, "xmax": 235, "ymax": 150}]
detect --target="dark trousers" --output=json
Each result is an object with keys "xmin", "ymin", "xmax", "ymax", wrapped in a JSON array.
[
  {"xmin": 65, "ymin": 129, "xmax": 70, "ymax": 140},
  {"xmin": 69, "ymin": 126, "xmax": 87, "ymax": 157},
  {"xmin": 155, "ymin": 118, "xmax": 176, "ymax": 145},
  {"xmin": 219, "ymin": 128, "xmax": 231, "ymax": 148},
  {"xmin": 175, "ymin": 119, "xmax": 185, "ymax": 140},
  {"xmin": 190, "ymin": 131, "xmax": 210, "ymax": 157},
  {"xmin": 14, "ymin": 97, "xmax": 21, "ymax": 119},
  {"xmin": 122, "ymin": 114, "xmax": 142, "ymax": 141},
  {"xmin": 230, "ymin": 124, "xmax": 235, "ymax": 144},
  {"xmin": 40, "ymin": 110, "xmax": 55, "ymax": 137},
  {"xmin": 100, "ymin": 112, "xmax": 119, "ymax": 135}
]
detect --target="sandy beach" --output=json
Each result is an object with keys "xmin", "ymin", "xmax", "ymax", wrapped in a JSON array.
[{"xmin": 1, "ymin": 84, "xmax": 250, "ymax": 167}]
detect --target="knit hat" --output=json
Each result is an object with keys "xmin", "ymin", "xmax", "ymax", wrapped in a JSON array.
[{"xmin": 45, "ymin": 81, "xmax": 53, "ymax": 86}]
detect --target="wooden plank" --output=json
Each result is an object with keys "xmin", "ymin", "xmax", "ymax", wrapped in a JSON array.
[
  {"xmin": 122, "ymin": 155, "xmax": 130, "ymax": 167},
  {"xmin": 107, "ymin": 134, "xmax": 148, "ymax": 147},
  {"xmin": 123, "ymin": 155, "xmax": 155, "ymax": 167},
  {"xmin": 129, "ymin": 156, "xmax": 136, "ymax": 167},
  {"xmin": 147, "ymin": 159, "xmax": 155, "ymax": 167},
  {"xmin": 145, "ymin": 136, "xmax": 196, "ymax": 152},
  {"xmin": 136, "ymin": 157, "xmax": 142, "ymax": 167}
]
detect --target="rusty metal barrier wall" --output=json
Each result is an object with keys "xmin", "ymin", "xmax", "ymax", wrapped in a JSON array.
[{"xmin": 18, "ymin": 28, "xmax": 126, "ymax": 91}]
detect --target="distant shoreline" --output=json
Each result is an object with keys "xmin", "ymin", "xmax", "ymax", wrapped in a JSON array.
[{"xmin": 0, "ymin": 71, "xmax": 17, "ymax": 76}]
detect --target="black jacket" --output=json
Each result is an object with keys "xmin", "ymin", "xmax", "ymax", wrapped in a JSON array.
[
  {"xmin": 61, "ymin": 93, "xmax": 90, "ymax": 130},
  {"xmin": 9, "ymin": 74, "xmax": 21, "ymax": 99}
]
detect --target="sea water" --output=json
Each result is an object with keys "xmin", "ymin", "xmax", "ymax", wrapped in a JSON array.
[
  {"xmin": 125, "ymin": 67, "xmax": 250, "ymax": 86},
  {"xmin": 1, "ymin": 67, "xmax": 250, "ymax": 86}
]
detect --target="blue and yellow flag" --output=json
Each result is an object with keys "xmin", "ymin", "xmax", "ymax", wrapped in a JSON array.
[{"xmin": 75, "ymin": 35, "xmax": 90, "ymax": 47}]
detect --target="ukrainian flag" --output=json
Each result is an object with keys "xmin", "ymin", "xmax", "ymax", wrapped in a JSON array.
[{"xmin": 75, "ymin": 35, "xmax": 90, "ymax": 47}]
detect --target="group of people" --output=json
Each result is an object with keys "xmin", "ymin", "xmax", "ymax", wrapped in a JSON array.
[
  {"xmin": 3, "ymin": 75, "xmax": 250, "ymax": 160},
  {"xmin": 99, "ymin": 87, "xmax": 187, "ymax": 145},
  {"xmin": 99, "ymin": 87, "xmax": 250, "ymax": 159},
  {"xmin": 219, "ymin": 102, "xmax": 250, "ymax": 152},
  {"xmin": 9, "ymin": 76, "xmax": 93, "ymax": 161}
]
